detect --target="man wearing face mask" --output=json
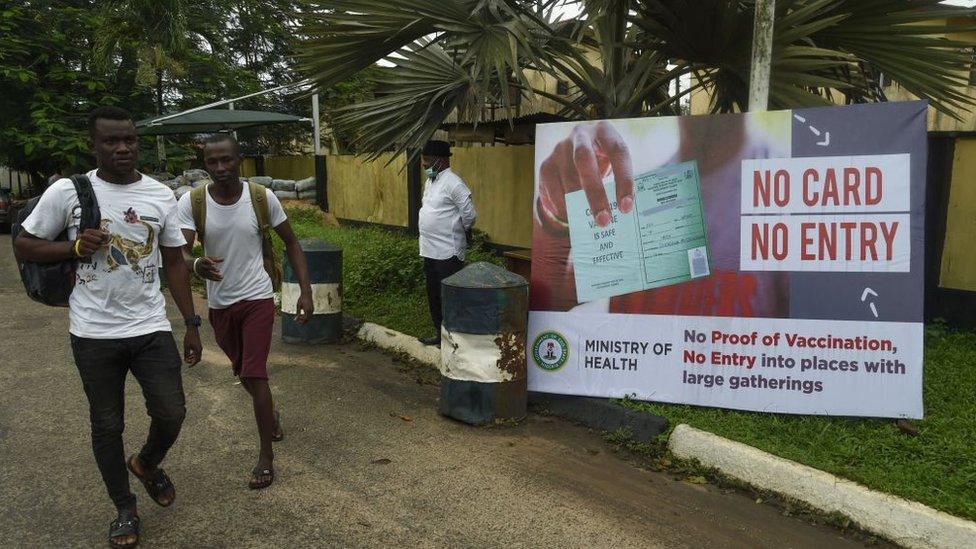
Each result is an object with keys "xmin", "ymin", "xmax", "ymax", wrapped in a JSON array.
[{"xmin": 417, "ymin": 140, "xmax": 477, "ymax": 346}]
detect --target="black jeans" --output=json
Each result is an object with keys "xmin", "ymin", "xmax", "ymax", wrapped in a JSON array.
[
  {"xmin": 70, "ymin": 331, "xmax": 186, "ymax": 510},
  {"xmin": 424, "ymin": 256, "xmax": 464, "ymax": 337}
]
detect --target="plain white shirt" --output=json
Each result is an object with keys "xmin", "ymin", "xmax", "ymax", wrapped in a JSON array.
[
  {"xmin": 176, "ymin": 186, "xmax": 287, "ymax": 309},
  {"xmin": 21, "ymin": 170, "xmax": 186, "ymax": 338},
  {"xmin": 418, "ymin": 168, "xmax": 477, "ymax": 260}
]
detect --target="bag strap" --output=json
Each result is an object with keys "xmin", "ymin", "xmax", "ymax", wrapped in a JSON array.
[
  {"xmin": 190, "ymin": 185, "xmax": 208, "ymax": 248},
  {"xmin": 248, "ymin": 182, "xmax": 282, "ymax": 291},
  {"xmin": 70, "ymin": 175, "xmax": 101, "ymax": 232},
  {"xmin": 248, "ymin": 182, "xmax": 271, "ymax": 233}
]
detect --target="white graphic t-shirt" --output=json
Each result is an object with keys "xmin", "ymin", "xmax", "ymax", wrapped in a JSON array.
[
  {"xmin": 176, "ymin": 185, "xmax": 287, "ymax": 310},
  {"xmin": 21, "ymin": 170, "xmax": 186, "ymax": 339}
]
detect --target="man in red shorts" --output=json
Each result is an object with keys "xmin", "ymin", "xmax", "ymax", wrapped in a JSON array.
[{"xmin": 177, "ymin": 134, "xmax": 314, "ymax": 489}]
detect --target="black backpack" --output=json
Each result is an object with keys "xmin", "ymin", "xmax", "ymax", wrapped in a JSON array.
[{"xmin": 12, "ymin": 175, "xmax": 101, "ymax": 307}]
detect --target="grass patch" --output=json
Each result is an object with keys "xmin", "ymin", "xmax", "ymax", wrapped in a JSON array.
[
  {"xmin": 619, "ymin": 322, "xmax": 976, "ymax": 521},
  {"xmin": 280, "ymin": 204, "xmax": 503, "ymax": 339},
  {"xmin": 283, "ymin": 205, "xmax": 976, "ymax": 521}
]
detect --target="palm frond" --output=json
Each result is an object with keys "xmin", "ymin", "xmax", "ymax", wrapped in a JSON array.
[
  {"xmin": 296, "ymin": 0, "xmax": 976, "ymax": 154},
  {"xmin": 328, "ymin": 40, "xmax": 476, "ymax": 159}
]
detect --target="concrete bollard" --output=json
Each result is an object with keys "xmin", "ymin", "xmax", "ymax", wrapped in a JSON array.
[
  {"xmin": 439, "ymin": 262, "xmax": 528, "ymax": 425},
  {"xmin": 281, "ymin": 239, "xmax": 342, "ymax": 344}
]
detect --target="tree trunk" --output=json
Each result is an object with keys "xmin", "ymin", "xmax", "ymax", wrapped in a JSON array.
[
  {"xmin": 115, "ymin": 45, "xmax": 139, "ymax": 100},
  {"xmin": 748, "ymin": 0, "xmax": 776, "ymax": 112},
  {"xmin": 155, "ymin": 69, "xmax": 164, "ymax": 115},
  {"xmin": 155, "ymin": 70, "xmax": 167, "ymax": 167}
]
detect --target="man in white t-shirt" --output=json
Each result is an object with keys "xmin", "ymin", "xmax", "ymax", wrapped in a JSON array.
[
  {"xmin": 418, "ymin": 140, "xmax": 477, "ymax": 346},
  {"xmin": 14, "ymin": 106, "xmax": 202, "ymax": 549},
  {"xmin": 176, "ymin": 134, "xmax": 313, "ymax": 490}
]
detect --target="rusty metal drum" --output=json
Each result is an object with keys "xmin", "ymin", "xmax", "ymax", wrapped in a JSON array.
[
  {"xmin": 439, "ymin": 262, "xmax": 528, "ymax": 425},
  {"xmin": 281, "ymin": 239, "xmax": 342, "ymax": 344}
]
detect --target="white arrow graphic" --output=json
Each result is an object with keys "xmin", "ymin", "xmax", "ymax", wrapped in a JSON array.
[
  {"xmin": 861, "ymin": 287, "xmax": 879, "ymax": 318},
  {"xmin": 794, "ymin": 115, "xmax": 831, "ymax": 147}
]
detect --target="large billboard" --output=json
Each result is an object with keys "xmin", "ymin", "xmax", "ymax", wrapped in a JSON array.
[{"xmin": 527, "ymin": 102, "xmax": 926, "ymax": 418}]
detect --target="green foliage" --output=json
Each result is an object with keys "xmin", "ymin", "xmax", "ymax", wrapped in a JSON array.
[
  {"xmin": 338, "ymin": 226, "xmax": 427, "ymax": 296},
  {"xmin": 0, "ymin": 1, "xmax": 375, "ymax": 182},
  {"xmin": 0, "ymin": 1, "xmax": 110, "ymax": 184},
  {"xmin": 297, "ymin": 0, "xmax": 976, "ymax": 157},
  {"xmin": 619, "ymin": 324, "xmax": 976, "ymax": 521},
  {"xmin": 281, "ymin": 205, "xmax": 503, "ymax": 337}
]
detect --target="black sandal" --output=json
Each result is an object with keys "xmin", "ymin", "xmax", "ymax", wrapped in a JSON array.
[
  {"xmin": 249, "ymin": 467, "xmax": 275, "ymax": 490},
  {"xmin": 272, "ymin": 410, "xmax": 284, "ymax": 442},
  {"xmin": 108, "ymin": 508, "xmax": 140, "ymax": 549},
  {"xmin": 127, "ymin": 455, "xmax": 175, "ymax": 507}
]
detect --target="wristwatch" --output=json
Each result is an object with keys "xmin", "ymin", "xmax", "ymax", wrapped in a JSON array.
[{"xmin": 185, "ymin": 314, "xmax": 202, "ymax": 328}]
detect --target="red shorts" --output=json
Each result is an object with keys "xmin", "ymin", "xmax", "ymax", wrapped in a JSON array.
[{"xmin": 209, "ymin": 298, "xmax": 275, "ymax": 380}]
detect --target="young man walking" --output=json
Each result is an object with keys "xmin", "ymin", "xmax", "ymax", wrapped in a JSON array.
[
  {"xmin": 176, "ymin": 133, "xmax": 313, "ymax": 490},
  {"xmin": 417, "ymin": 140, "xmax": 477, "ymax": 346},
  {"xmin": 15, "ymin": 106, "xmax": 202, "ymax": 549}
]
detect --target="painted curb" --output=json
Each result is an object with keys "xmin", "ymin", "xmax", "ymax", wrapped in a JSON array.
[
  {"xmin": 668, "ymin": 424, "xmax": 976, "ymax": 549},
  {"xmin": 357, "ymin": 322, "xmax": 440, "ymax": 366},
  {"xmin": 355, "ymin": 323, "xmax": 668, "ymax": 440},
  {"xmin": 527, "ymin": 393, "xmax": 668, "ymax": 443},
  {"xmin": 355, "ymin": 323, "xmax": 975, "ymax": 548}
]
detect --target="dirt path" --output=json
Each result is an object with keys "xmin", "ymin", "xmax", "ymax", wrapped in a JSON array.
[{"xmin": 0, "ymin": 235, "xmax": 878, "ymax": 548}]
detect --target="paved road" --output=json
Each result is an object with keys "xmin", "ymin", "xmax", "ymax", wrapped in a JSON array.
[{"xmin": 0, "ymin": 234, "xmax": 879, "ymax": 548}]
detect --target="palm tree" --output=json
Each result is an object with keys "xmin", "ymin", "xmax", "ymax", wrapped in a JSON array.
[
  {"xmin": 93, "ymin": 0, "xmax": 218, "ymax": 165},
  {"xmin": 296, "ymin": 0, "xmax": 976, "ymax": 157},
  {"xmin": 95, "ymin": 0, "xmax": 199, "ymax": 115}
]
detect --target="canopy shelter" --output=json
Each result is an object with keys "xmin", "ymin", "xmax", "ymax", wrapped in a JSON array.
[
  {"xmin": 134, "ymin": 82, "xmax": 325, "ymax": 210},
  {"xmin": 136, "ymin": 109, "xmax": 308, "ymax": 136}
]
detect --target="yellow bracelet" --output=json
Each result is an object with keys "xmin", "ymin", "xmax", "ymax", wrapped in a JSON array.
[{"xmin": 73, "ymin": 239, "xmax": 83, "ymax": 257}]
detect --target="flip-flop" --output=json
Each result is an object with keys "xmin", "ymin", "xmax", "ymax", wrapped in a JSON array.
[
  {"xmin": 108, "ymin": 508, "xmax": 140, "ymax": 549},
  {"xmin": 272, "ymin": 410, "xmax": 284, "ymax": 442},
  {"xmin": 249, "ymin": 466, "xmax": 275, "ymax": 490},
  {"xmin": 127, "ymin": 455, "xmax": 175, "ymax": 507}
]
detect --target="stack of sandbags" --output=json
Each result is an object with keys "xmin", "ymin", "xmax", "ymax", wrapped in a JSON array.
[
  {"xmin": 174, "ymin": 186, "xmax": 193, "ymax": 200},
  {"xmin": 296, "ymin": 177, "xmax": 316, "ymax": 201},
  {"xmin": 250, "ymin": 176, "xmax": 273, "ymax": 188},
  {"xmin": 272, "ymin": 178, "xmax": 298, "ymax": 200},
  {"xmin": 183, "ymin": 168, "xmax": 209, "ymax": 183},
  {"xmin": 271, "ymin": 179, "xmax": 296, "ymax": 191}
]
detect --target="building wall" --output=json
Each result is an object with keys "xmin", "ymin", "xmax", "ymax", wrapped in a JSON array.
[
  {"xmin": 264, "ymin": 156, "xmax": 316, "ymax": 181},
  {"xmin": 940, "ymin": 137, "xmax": 976, "ymax": 291},
  {"xmin": 689, "ymin": 17, "xmax": 976, "ymax": 133},
  {"xmin": 0, "ymin": 166, "xmax": 30, "ymax": 193},
  {"xmin": 238, "ymin": 146, "xmax": 536, "ymax": 247},
  {"xmin": 327, "ymin": 153, "xmax": 409, "ymax": 227},
  {"xmin": 452, "ymin": 145, "xmax": 535, "ymax": 248}
]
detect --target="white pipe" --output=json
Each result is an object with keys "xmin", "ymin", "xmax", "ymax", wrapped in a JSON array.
[{"xmin": 312, "ymin": 93, "xmax": 322, "ymax": 155}]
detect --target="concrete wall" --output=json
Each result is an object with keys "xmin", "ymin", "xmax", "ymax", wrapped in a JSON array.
[{"xmin": 940, "ymin": 137, "xmax": 976, "ymax": 291}]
